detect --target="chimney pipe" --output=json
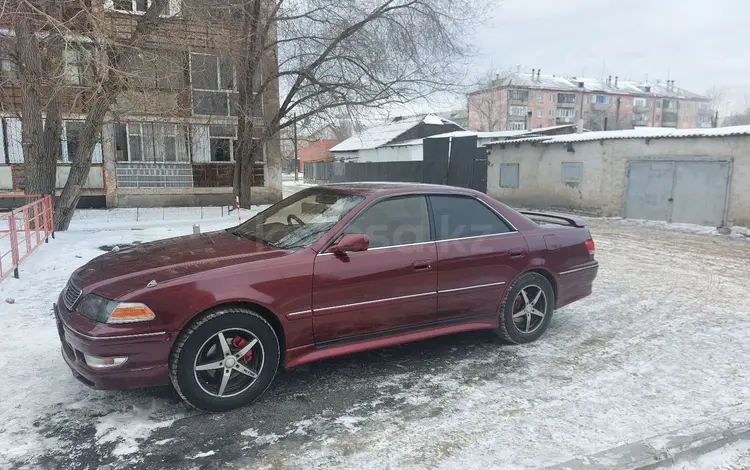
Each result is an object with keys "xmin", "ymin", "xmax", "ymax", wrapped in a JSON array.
[
  {"xmin": 537, "ymin": 69, "xmax": 541, "ymax": 81},
  {"xmin": 615, "ymin": 76, "xmax": 619, "ymax": 88},
  {"xmin": 608, "ymin": 75, "xmax": 612, "ymax": 86},
  {"xmin": 531, "ymin": 69, "xmax": 536, "ymax": 81}
]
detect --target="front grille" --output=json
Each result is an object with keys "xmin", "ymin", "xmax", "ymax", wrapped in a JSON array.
[{"xmin": 63, "ymin": 280, "xmax": 83, "ymax": 310}]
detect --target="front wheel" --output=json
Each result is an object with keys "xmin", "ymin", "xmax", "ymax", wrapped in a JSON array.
[
  {"xmin": 495, "ymin": 272, "xmax": 555, "ymax": 344},
  {"xmin": 169, "ymin": 307, "xmax": 280, "ymax": 412}
]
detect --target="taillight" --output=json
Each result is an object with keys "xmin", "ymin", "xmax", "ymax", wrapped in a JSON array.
[{"xmin": 585, "ymin": 239, "xmax": 596, "ymax": 258}]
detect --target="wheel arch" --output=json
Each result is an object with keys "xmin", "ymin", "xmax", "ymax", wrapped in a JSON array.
[
  {"xmin": 174, "ymin": 300, "xmax": 287, "ymax": 365},
  {"xmin": 515, "ymin": 266, "xmax": 558, "ymax": 303}
]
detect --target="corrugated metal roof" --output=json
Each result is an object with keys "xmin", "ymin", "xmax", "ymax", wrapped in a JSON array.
[
  {"xmin": 331, "ymin": 115, "xmax": 460, "ymax": 152},
  {"xmin": 488, "ymin": 125, "xmax": 750, "ymax": 146}
]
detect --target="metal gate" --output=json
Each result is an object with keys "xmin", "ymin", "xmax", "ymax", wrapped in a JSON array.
[{"xmin": 625, "ymin": 160, "xmax": 730, "ymax": 226}]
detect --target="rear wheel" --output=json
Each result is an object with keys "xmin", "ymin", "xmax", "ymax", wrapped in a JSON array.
[
  {"xmin": 495, "ymin": 272, "xmax": 555, "ymax": 344},
  {"xmin": 169, "ymin": 307, "xmax": 280, "ymax": 412}
]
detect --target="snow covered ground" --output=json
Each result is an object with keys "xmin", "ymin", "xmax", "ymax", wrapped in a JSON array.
[{"xmin": 1, "ymin": 195, "xmax": 750, "ymax": 469}]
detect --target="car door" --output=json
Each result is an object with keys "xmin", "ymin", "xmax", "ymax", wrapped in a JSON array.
[
  {"xmin": 312, "ymin": 195, "xmax": 437, "ymax": 344},
  {"xmin": 429, "ymin": 195, "xmax": 529, "ymax": 322}
]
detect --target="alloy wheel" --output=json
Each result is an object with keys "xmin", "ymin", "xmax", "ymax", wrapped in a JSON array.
[
  {"xmin": 193, "ymin": 328, "xmax": 265, "ymax": 398},
  {"xmin": 511, "ymin": 285, "xmax": 547, "ymax": 334}
]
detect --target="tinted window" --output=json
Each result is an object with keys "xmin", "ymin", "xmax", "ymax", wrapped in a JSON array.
[
  {"xmin": 346, "ymin": 196, "xmax": 430, "ymax": 249},
  {"xmin": 430, "ymin": 196, "xmax": 512, "ymax": 240}
]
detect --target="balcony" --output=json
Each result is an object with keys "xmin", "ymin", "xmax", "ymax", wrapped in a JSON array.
[
  {"xmin": 662, "ymin": 111, "xmax": 678, "ymax": 127},
  {"xmin": 508, "ymin": 114, "xmax": 528, "ymax": 122},
  {"xmin": 509, "ymin": 98, "xmax": 529, "ymax": 106},
  {"xmin": 634, "ymin": 105, "xmax": 651, "ymax": 113},
  {"xmin": 634, "ymin": 113, "xmax": 650, "ymax": 125},
  {"xmin": 557, "ymin": 102, "xmax": 576, "ymax": 108},
  {"xmin": 556, "ymin": 117, "xmax": 575, "ymax": 125},
  {"xmin": 592, "ymin": 103, "xmax": 610, "ymax": 111}
]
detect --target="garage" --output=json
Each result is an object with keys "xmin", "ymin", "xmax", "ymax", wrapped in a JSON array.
[{"xmin": 624, "ymin": 160, "xmax": 731, "ymax": 226}]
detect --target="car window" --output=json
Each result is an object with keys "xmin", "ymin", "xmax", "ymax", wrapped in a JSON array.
[
  {"xmin": 429, "ymin": 195, "xmax": 512, "ymax": 240},
  {"xmin": 345, "ymin": 196, "xmax": 430, "ymax": 249},
  {"xmin": 229, "ymin": 189, "xmax": 363, "ymax": 249}
]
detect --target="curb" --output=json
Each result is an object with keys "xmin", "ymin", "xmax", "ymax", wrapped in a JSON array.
[{"xmin": 546, "ymin": 412, "xmax": 750, "ymax": 470}]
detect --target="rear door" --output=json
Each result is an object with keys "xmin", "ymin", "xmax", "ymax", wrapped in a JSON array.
[
  {"xmin": 429, "ymin": 195, "xmax": 528, "ymax": 322},
  {"xmin": 312, "ymin": 196, "xmax": 438, "ymax": 344}
]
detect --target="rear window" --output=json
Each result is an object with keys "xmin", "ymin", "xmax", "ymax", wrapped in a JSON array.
[{"xmin": 430, "ymin": 195, "xmax": 513, "ymax": 240}]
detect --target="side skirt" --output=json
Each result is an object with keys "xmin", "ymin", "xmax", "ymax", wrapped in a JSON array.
[{"xmin": 284, "ymin": 314, "xmax": 498, "ymax": 368}]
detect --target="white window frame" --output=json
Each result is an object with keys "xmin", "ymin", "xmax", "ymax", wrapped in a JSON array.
[
  {"xmin": 105, "ymin": 0, "xmax": 181, "ymax": 17},
  {"xmin": 507, "ymin": 122, "xmax": 526, "ymax": 131},
  {"xmin": 537, "ymin": 94, "xmax": 544, "ymax": 103},
  {"xmin": 509, "ymin": 106, "xmax": 529, "ymax": 117},
  {"xmin": 634, "ymin": 98, "xmax": 647, "ymax": 107},
  {"xmin": 126, "ymin": 123, "xmax": 145, "ymax": 162},
  {"xmin": 594, "ymin": 95, "xmax": 609, "ymax": 104},
  {"xmin": 190, "ymin": 52, "xmax": 243, "ymax": 117},
  {"xmin": 209, "ymin": 125, "xmax": 238, "ymax": 163},
  {"xmin": 536, "ymin": 109, "xmax": 543, "ymax": 118},
  {"xmin": 63, "ymin": 44, "xmax": 93, "ymax": 86},
  {"xmin": 557, "ymin": 108, "xmax": 575, "ymax": 118}
]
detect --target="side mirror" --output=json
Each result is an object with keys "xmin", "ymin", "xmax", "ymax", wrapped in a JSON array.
[{"xmin": 327, "ymin": 233, "xmax": 369, "ymax": 254}]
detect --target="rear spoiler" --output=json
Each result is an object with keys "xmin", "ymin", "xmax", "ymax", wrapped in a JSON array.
[{"xmin": 519, "ymin": 211, "xmax": 587, "ymax": 228}]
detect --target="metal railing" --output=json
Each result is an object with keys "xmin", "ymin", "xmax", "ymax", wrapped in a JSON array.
[{"xmin": 0, "ymin": 194, "xmax": 54, "ymax": 280}]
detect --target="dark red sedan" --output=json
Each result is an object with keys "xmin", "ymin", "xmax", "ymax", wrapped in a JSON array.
[{"xmin": 55, "ymin": 183, "xmax": 598, "ymax": 411}]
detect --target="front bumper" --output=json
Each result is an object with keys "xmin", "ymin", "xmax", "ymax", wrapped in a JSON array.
[{"xmin": 54, "ymin": 303, "xmax": 174, "ymax": 390}]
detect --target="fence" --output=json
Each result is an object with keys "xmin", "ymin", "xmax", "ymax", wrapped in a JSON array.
[
  {"xmin": 303, "ymin": 161, "xmax": 424, "ymax": 184},
  {"xmin": 0, "ymin": 194, "xmax": 54, "ymax": 280}
]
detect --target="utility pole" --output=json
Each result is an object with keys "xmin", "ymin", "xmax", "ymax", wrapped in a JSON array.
[{"xmin": 293, "ymin": 113, "xmax": 299, "ymax": 182}]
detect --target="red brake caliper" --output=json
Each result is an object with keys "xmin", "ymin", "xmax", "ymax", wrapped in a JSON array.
[{"xmin": 231, "ymin": 336, "xmax": 254, "ymax": 363}]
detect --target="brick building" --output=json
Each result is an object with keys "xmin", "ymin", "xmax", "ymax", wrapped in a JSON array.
[
  {"xmin": 468, "ymin": 70, "xmax": 713, "ymax": 133},
  {"xmin": 0, "ymin": 0, "xmax": 281, "ymax": 207}
]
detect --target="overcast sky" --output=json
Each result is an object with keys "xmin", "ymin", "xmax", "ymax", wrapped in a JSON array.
[{"xmin": 472, "ymin": 0, "xmax": 750, "ymax": 114}]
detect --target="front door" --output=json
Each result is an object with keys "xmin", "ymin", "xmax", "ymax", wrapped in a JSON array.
[
  {"xmin": 312, "ymin": 196, "xmax": 437, "ymax": 344},
  {"xmin": 429, "ymin": 195, "xmax": 529, "ymax": 322}
]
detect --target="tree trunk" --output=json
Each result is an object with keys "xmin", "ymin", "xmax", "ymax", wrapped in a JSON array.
[
  {"xmin": 15, "ymin": 7, "xmax": 47, "ymax": 197},
  {"xmin": 54, "ymin": 98, "xmax": 110, "ymax": 230},
  {"xmin": 37, "ymin": 95, "xmax": 62, "ymax": 198}
]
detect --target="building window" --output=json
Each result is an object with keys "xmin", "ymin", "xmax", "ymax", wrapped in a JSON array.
[
  {"xmin": 63, "ymin": 44, "xmax": 93, "ymax": 86},
  {"xmin": 557, "ymin": 108, "xmax": 575, "ymax": 118},
  {"xmin": 61, "ymin": 121, "xmax": 83, "ymax": 163},
  {"xmin": 115, "ymin": 122, "xmax": 189, "ymax": 162},
  {"xmin": 558, "ymin": 93, "xmax": 576, "ymax": 104},
  {"xmin": 509, "ymin": 106, "xmax": 529, "ymax": 116},
  {"xmin": 634, "ymin": 98, "xmax": 647, "ymax": 107},
  {"xmin": 507, "ymin": 122, "xmax": 526, "ymax": 131},
  {"xmin": 594, "ymin": 95, "xmax": 609, "ymax": 104},
  {"xmin": 656, "ymin": 101, "xmax": 662, "ymax": 108},
  {"xmin": 548, "ymin": 108, "xmax": 554, "ymax": 118},
  {"xmin": 499, "ymin": 163, "xmax": 519, "ymax": 188},
  {"xmin": 549, "ymin": 95, "xmax": 555, "ymax": 103},
  {"xmin": 0, "ymin": 55, "xmax": 17, "ymax": 80},
  {"xmin": 191, "ymin": 53, "xmax": 243, "ymax": 116},
  {"xmin": 509, "ymin": 90, "xmax": 529, "ymax": 101},
  {"xmin": 536, "ymin": 109, "xmax": 543, "ymax": 118},
  {"xmin": 209, "ymin": 125, "xmax": 237, "ymax": 162},
  {"xmin": 585, "ymin": 96, "xmax": 591, "ymax": 104},
  {"xmin": 109, "ymin": 0, "xmax": 178, "ymax": 16},
  {"xmin": 537, "ymin": 94, "xmax": 544, "ymax": 103},
  {"xmin": 561, "ymin": 162, "xmax": 583, "ymax": 183}
]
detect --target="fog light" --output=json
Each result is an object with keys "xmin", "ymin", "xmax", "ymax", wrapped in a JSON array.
[{"xmin": 84, "ymin": 355, "xmax": 128, "ymax": 369}]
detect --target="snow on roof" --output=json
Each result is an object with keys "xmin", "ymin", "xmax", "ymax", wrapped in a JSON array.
[
  {"xmin": 331, "ymin": 115, "xmax": 459, "ymax": 152},
  {"xmin": 472, "ymin": 72, "xmax": 708, "ymax": 100},
  {"xmin": 386, "ymin": 125, "xmax": 579, "ymax": 147},
  {"xmin": 488, "ymin": 125, "xmax": 750, "ymax": 146}
]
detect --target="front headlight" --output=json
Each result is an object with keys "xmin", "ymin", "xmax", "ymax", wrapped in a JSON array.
[{"xmin": 77, "ymin": 294, "xmax": 156, "ymax": 324}]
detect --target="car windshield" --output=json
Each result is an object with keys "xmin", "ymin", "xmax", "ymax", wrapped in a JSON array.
[{"xmin": 228, "ymin": 188, "xmax": 363, "ymax": 249}]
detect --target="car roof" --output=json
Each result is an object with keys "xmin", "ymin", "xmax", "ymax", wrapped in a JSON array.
[{"xmin": 318, "ymin": 182, "xmax": 482, "ymax": 197}]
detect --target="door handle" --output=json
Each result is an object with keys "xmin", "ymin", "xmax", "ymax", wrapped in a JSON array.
[
  {"xmin": 509, "ymin": 248, "xmax": 525, "ymax": 259},
  {"xmin": 412, "ymin": 260, "xmax": 432, "ymax": 271}
]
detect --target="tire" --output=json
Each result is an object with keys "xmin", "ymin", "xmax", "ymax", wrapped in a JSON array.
[
  {"xmin": 169, "ymin": 307, "xmax": 280, "ymax": 412},
  {"xmin": 495, "ymin": 272, "xmax": 555, "ymax": 344}
]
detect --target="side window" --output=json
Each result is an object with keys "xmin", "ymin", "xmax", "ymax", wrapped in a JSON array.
[
  {"xmin": 346, "ymin": 196, "xmax": 430, "ymax": 249},
  {"xmin": 430, "ymin": 196, "xmax": 512, "ymax": 241}
]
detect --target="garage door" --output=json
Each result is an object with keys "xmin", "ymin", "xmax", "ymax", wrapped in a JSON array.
[{"xmin": 625, "ymin": 160, "xmax": 730, "ymax": 226}]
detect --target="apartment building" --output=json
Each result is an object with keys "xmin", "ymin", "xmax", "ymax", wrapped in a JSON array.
[
  {"xmin": 468, "ymin": 70, "xmax": 713, "ymax": 133},
  {"xmin": 0, "ymin": 0, "xmax": 281, "ymax": 208}
]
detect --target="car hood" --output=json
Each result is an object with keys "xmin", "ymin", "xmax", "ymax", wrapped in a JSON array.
[{"xmin": 71, "ymin": 231, "xmax": 287, "ymax": 299}]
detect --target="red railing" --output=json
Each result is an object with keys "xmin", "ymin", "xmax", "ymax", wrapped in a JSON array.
[{"xmin": 0, "ymin": 194, "xmax": 54, "ymax": 280}]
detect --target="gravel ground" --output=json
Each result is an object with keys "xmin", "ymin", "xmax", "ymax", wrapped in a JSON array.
[{"xmin": 1, "ymin": 217, "xmax": 749, "ymax": 470}]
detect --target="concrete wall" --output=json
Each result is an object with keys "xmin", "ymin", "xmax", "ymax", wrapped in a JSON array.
[
  {"xmin": 56, "ymin": 166, "xmax": 105, "ymax": 189},
  {"xmin": 115, "ymin": 186, "xmax": 279, "ymax": 208},
  {"xmin": 487, "ymin": 135, "xmax": 750, "ymax": 226},
  {"xmin": 348, "ymin": 145, "xmax": 423, "ymax": 163}
]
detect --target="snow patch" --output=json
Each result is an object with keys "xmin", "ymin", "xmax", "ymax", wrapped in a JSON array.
[
  {"xmin": 95, "ymin": 402, "xmax": 180, "ymax": 456},
  {"xmin": 188, "ymin": 450, "xmax": 216, "ymax": 459}
]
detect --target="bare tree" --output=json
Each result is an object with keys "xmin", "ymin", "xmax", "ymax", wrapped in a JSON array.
[
  {"xmin": 189, "ymin": 0, "xmax": 487, "ymax": 206},
  {"xmin": 467, "ymin": 68, "xmax": 512, "ymax": 131}
]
